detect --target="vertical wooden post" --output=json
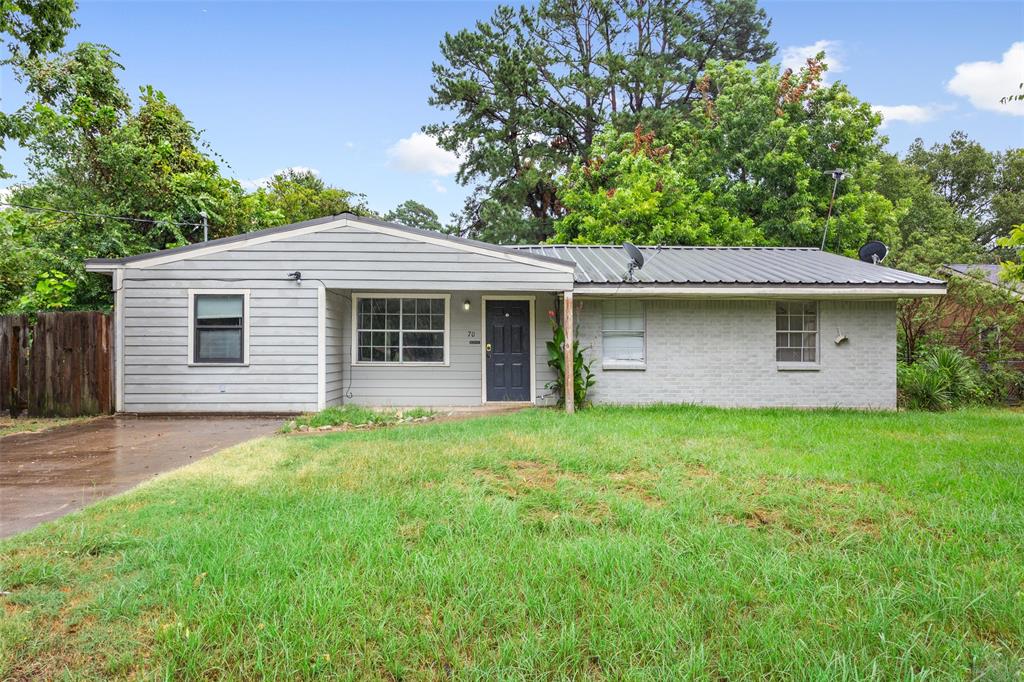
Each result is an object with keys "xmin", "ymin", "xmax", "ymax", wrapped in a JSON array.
[{"xmin": 563, "ymin": 291, "xmax": 575, "ymax": 414}]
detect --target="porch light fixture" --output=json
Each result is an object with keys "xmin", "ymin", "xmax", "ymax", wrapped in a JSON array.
[{"xmin": 463, "ymin": 299, "xmax": 471, "ymax": 311}]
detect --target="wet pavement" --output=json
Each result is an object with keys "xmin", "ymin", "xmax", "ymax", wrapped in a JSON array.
[{"xmin": 0, "ymin": 416, "xmax": 282, "ymax": 539}]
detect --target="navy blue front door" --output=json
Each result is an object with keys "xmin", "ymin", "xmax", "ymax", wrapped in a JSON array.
[{"xmin": 485, "ymin": 300, "xmax": 531, "ymax": 402}]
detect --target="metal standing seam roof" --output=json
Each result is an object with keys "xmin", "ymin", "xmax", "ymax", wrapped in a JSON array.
[
  {"xmin": 512, "ymin": 245, "xmax": 946, "ymax": 287},
  {"xmin": 943, "ymin": 264, "xmax": 1022, "ymax": 293}
]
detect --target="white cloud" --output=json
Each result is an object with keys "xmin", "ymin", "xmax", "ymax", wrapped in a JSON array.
[
  {"xmin": 873, "ymin": 103, "xmax": 952, "ymax": 127},
  {"xmin": 947, "ymin": 42, "xmax": 1024, "ymax": 116},
  {"xmin": 430, "ymin": 178, "xmax": 448, "ymax": 194},
  {"xmin": 238, "ymin": 166, "xmax": 320, "ymax": 191},
  {"xmin": 780, "ymin": 40, "xmax": 844, "ymax": 78},
  {"xmin": 387, "ymin": 132, "xmax": 459, "ymax": 176}
]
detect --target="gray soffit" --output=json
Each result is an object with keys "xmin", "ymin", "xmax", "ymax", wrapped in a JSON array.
[
  {"xmin": 513, "ymin": 245, "xmax": 946, "ymax": 287},
  {"xmin": 85, "ymin": 214, "xmax": 574, "ymax": 269}
]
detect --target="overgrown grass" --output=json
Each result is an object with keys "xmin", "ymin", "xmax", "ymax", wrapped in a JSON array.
[
  {"xmin": 2, "ymin": 406, "xmax": 1022, "ymax": 679},
  {"xmin": 280, "ymin": 405, "xmax": 434, "ymax": 432},
  {"xmin": 0, "ymin": 415, "xmax": 96, "ymax": 437}
]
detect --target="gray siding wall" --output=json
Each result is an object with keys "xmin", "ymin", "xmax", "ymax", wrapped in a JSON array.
[
  {"xmin": 337, "ymin": 291, "xmax": 559, "ymax": 407},
  {"xmin": 121, "ymin": 280, "xmax": 319, "ymax": 413},
  {"xmin": 576, "ymin": 298, "xmax": 897, "ymax": 409},
  {"xmin": 325, "ymin": 290, "xmax": 346, "ymax": 406},
  {"xmin": 139, "ymin": 225, "xmax": 573, "ymax": 291},
  {"xmin": 117, "ymin": 222, "xmax": 570, "ymax": 413}
]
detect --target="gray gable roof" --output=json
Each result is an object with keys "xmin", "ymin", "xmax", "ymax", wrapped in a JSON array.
[
  {"xmin": 513, "ymin": 245, "xmax": 945, "ymax": 287},
  {"xmin": 943, "ymin": 263, "xmax": 1022, "ymax": 296},
  {"xmin": 85, "ymin": 213, "xmax": 573, "ymax": 269}
]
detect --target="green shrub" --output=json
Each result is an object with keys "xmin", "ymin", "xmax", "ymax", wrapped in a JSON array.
[
  {"xmin": 898, "ymin": 362, "xmax": 952, "ymax": 411},
  {"xmin": 898, "ymin": 346, "xmax": 1001, "ymax": 411},
  {"xmin": 545, "ymin": 310, "xmax": 596, "ymax": 408}
]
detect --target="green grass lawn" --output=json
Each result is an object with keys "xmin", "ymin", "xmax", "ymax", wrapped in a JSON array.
[{"xmin": 2, "ymin": 406, "xmax": 1022, "ymax": 679}]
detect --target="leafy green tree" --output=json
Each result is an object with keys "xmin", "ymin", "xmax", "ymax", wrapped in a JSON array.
[
  {"xmin": 0, "ymin": 0, "xmax": 78, "ymax": 175},
  {"xmin": 875, "ymin": 153, "xmax": 979, "ymax": 273},
  {"xmin": 246, "ymin": 169, "xmax": 368, "ymax": 226},
  {"xmin": 904, "ymin": 132, "xmax": 997, "ymax": 227},
  {"xmin": 999, "ymin": 224, "xmax": 1023, "ymax": 283},
  {"xmin": 0, "ymin": 0, "xmax": 75, "ymax": 56},
  {"xmin": 0, "ymin": 43, "xmax": 247, "ymax": 309},
  {"xmin": 384, "ymin": 200, "xmax": 443, "ymax": 232},
  {"xmin": 554, "ymin": 125, "xmax": 755, "ymax": 244},
  {"xmin": 556, "ymin": 57, "xmax": 900, "ymax": 253},
  {"xmin": 667, "ymin": 58, "xmax": 898, "ymax": 253},
  {"xmin": 991, "ymin": 148, "xmax": 1024, "ymax": 240},
  {"xmin": 427, "ymin": 0, "xmax": 775, "ymax": 242}
]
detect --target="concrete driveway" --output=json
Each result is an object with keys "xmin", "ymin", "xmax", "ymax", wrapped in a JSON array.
[{"xmin": 0, "ymin": 416, "xmax": 281, "ymax": 539}]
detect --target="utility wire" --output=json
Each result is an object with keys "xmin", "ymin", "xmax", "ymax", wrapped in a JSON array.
[{"xmin": 0, "ymin": 200, "xmax": 205, "ymax": 228}]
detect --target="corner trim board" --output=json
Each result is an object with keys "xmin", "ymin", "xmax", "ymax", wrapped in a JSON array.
[{"xmin": 317, "ymin": 285, "xmax": 326, "ymax": 410}]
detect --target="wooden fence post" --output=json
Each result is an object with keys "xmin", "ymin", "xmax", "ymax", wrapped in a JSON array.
[{"xmin": 563, "ymin": 291, "xmax": 575, "ymax": 414}]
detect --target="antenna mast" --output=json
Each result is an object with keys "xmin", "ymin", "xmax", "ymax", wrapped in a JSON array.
[{"xmin": 819, "ymin": 169, "xmax": 848, "ymax": 251}]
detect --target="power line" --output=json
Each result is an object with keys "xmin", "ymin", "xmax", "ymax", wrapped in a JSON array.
[{"xmin": 0, "ymin": 200, "xmax": 205, "ymax": 228}]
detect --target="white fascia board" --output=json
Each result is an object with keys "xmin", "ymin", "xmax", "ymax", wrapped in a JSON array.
[
  {"xmin": 113, "ymin": 217, "xmax": 575, "ymax": 274},
  {"xmin": 85, "ymin": 263, "xmax": 121, "ymax": 274},
  {"xmin": 572, "ymin": 285, "xmax": 947, "ymax": 298}
]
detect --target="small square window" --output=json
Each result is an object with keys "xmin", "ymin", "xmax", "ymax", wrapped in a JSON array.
[
  {"xmin": 775, "ymin": 301, "xmax": 818, "ymax": 363},
  {"xmin": 192, "ymin": 293, "xmax": 246, "ymax": 364}
]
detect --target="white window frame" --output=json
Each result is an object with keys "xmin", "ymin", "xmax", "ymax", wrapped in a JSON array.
[
  {"xmin": 601, "ymin": 299, "xmax": 646, "ymax": 370},
  {"xmin": 187, "ymin": 289, "xmax": 250, "ymax": 366},
  {"xmin": 775, "ymin": 300, "xmax": 820, "ymax": 370},
  {"xmin": 350, "ymin": 293, "xmax": 451, "ymax": 366}
]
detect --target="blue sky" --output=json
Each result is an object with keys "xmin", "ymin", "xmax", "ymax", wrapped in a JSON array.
[{"xmin": 2, "ymin": 0, "xmax": 1022, "ymax": 221}]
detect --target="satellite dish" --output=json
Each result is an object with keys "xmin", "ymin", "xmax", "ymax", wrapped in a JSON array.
[
  {"xmin": 858, "ymin": 240, "xmax": 889, "ymax": 264},
  {"xmin": 623, "ymin": 241, "xmax": 645, "ymax": 269}
]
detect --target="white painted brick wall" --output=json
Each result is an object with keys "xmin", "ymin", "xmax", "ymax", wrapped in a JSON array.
[{"xmin": 576, "ymin": 298, "xmax": 896, "ymax": 409}]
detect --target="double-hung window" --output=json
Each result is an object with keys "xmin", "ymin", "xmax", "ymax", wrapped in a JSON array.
[
  {"xmin": 190, "ymin": 291, "xmax": 248, "ymax": 364},
  {"xmin": 775, "ymin": 301, "xmax": 818, "ymax": 364},
  {"xmin": 354, "ymin": 295, "xmax": 448, "ymax": 364},
  {"xmin": 602, "ymin": 300, "xmax": 645, "ymax": 368}
]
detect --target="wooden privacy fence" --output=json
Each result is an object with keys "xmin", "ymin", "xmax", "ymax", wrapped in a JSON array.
[{"xmin": 0, "ymin": 311, "xmax": 113, "ymax": 417}]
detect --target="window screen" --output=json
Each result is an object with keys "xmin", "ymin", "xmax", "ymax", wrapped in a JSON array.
[
  {"xmin": 194, "ymin": 294, "xmax": 244, "ymax": 363},
  {"xmin": 602, "ymin": 300, "xmax": 645, "ymax": 362},
  {"xmin": 776, "ymin": 301, "xmax": 817, "ymax": 363},
  {"xmin": 356, "ymin": 297, "xmax": 446, "ymax": 363}
]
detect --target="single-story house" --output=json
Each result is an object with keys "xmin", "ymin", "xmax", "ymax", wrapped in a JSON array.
[{"xmin": 85, "ymin": 213, "xmax": 945, "ymax": 414}]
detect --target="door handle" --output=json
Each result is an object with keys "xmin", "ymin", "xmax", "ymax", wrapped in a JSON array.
[{"xmin": 485, "ymin": 343, "xmax": 492, "ymax": 352}]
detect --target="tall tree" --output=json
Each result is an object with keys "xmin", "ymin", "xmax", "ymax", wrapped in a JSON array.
[
  {"xmin": 0, "ymin": 0, "xmax": 75, "ymax": 56},
  {"xmin": 0, "ymin": 0, "xmax": 78, "ymax": 175},
  {"xmin": 875, "ymin": 153, "xmax": 979, "ymax": 273},
  {"xmin": 555, "ymin": 57, "xmax": 904, "ymax": 254},
  {"xmin": 555, "ymin": 124, "xmax": 756, "ymax": 244},
  {"xmin": 384, "ymin": 199, "xmax": 443, "ymax": 232},
  {"xmin": 904, "ymin": 132, "xmax": 997, "ymax": 227},
  {"xmin": 0, "ymin": 43, "xmax": 246, "ymax": 309},
  {"xmin": 428, "ymin": 0, "xmax": 774, "ymax": 243},
  {"xmin": 246, "ymin": 169, "xmax": 368, "ymax": 226}
]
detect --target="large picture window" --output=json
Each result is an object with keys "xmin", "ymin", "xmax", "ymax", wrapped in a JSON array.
[
  {"xmin": 776, "ymin": 301, "xmax": 817, "ymax": 363},
  {"xmin": 191, "ymin": 292, "xmax": 247, "ymax": 364},
  {"xmin": 602, "ymin": 300, "xmax": 645, "ymax": 366},
  {"xmin": 354, "ymin": 295, "xmax": 448, "ymax": 364}
]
